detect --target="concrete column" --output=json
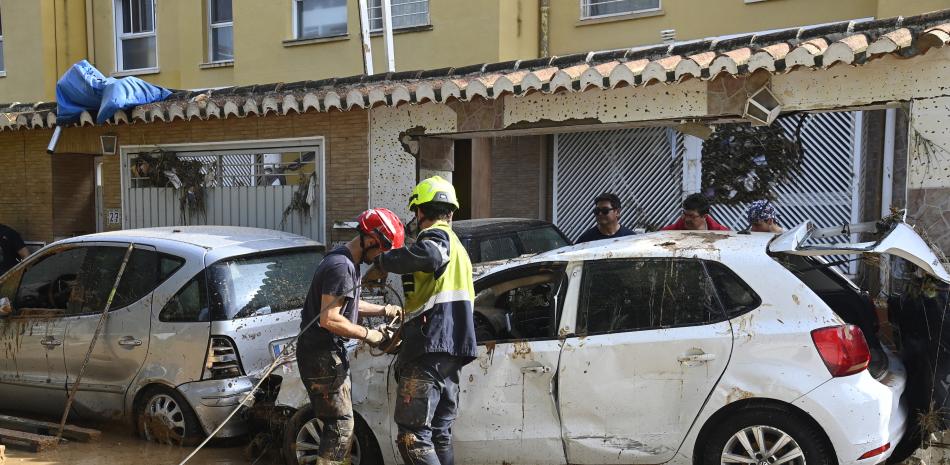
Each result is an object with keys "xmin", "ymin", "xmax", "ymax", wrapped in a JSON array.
[
  {"xmin": 906, "ymin": 96, "xmax": 950, "ymax": 257},
  {"xmin": 418, "ymin": 137, "xmax": 455, "ymax": 183},
  {"xmin": 471, "ymin": 138, "xmax": 493, "ymax": 219}
]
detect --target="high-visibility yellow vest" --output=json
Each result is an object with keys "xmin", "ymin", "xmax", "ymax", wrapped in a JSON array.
[{"xmin": 403, "ymin": 220, "xmax": 474, "ymax": 318}]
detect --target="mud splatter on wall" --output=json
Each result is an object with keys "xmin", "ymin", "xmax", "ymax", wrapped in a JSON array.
[{"xmin": 369, "ymin": 104, "xmax": 458, "ymax": 219}]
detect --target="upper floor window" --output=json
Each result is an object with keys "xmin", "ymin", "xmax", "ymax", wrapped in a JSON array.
[
  {"xmin": 115, "ymin": 0, "xmax": 157, "ymax": 71},
  {"xmin": 295, "ymin": 0, "xmax": 347, "ymax": 39},
  {"xmin": 0, "ymin": 8, "xmax": 6, "ymax": 73},
  {"xmin": 369, "ymin": 0, "xmax": 429, "ymax": 31},
  {"xmin": 581, "ymin": 0, "xmax": 660, "ymax": 19},
  {"xmin": 208, "ymin": 0, "xmax": 233, "ymax": 62}
]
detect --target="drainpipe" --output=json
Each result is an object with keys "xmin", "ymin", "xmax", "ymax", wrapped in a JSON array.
[
  {"xmin": 539, "ymin": 0, "xmax": 550, "ymax": 57},
  {"xmin": 85, "ymin": 0, "xmax": 97, "ymax": 66},
  {"xmin": 357, "ymin": 0, "xmax": 374, "ymax": 75},
  {"xmin": 381, "ymin": 0, "xmax": 396, "ymax": 72},
  {"xmin": 881, "ymin": 108, "xmax": 896, "ymax": 217}
]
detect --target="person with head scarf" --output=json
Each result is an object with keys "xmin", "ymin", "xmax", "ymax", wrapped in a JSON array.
[{"xmin": 746, "ymin": 200, "xmax": 783, "ymax": 233}]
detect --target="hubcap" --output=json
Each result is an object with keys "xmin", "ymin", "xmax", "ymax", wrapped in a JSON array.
[
  {"xmin": 721, "ymin": 425, "xmax": 805, "ymax": 465},
  {"xmin": 295, "ymin": 418, "xmax": 362, "ymax": 465},
  {"xmin": 142, "ymin": 393, "xmax": 186, "ymax": 444}
]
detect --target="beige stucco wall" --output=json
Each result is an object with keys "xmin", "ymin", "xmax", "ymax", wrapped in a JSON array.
[
  {"xmin": 546, "ymin": 0, "xmax": 950, "ymax": 57},
  {"xmin": 0, "ymin": 0, "xmax": 947, "ymax": 104}
]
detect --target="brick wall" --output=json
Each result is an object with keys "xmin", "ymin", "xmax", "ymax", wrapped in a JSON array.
[
  {"xmin": 0, "ymin": 109, "xmax": 370, "ymax": 244},
  {"xmin": 490, "ymin": 135, "xmax": 542, "ymax": 219}
]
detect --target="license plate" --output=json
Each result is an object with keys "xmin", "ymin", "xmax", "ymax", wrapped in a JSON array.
[{"xmin": 270, "ymin": 338, "xmax": 295, "ymax": 360}]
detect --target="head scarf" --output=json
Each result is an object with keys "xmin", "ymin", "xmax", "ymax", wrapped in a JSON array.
[{"xmin": 746, "ymin": 200, "xmax": 778, "ymax": 224}]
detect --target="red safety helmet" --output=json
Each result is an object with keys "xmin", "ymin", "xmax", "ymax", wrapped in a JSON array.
[{"xmin": 356, "ymin": 208, "xmax": 405, "ymax": 251}]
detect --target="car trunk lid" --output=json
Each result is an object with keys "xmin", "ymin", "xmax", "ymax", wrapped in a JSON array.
[{"xmin": 768, "ymin": 219, "xmax": 950, "ymax": 282}]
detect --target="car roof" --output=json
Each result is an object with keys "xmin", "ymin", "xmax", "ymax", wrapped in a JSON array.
[
  {"xmin": 452, "ymin": 218, "xmax": 555, "ymax": 237},
  {"xmin": 59, "ymin": 226, "xmax": 322, "ymax": 251},
  {"xmin": 485, "ymin": 229, "xmax": 777, "ymax": 272}
]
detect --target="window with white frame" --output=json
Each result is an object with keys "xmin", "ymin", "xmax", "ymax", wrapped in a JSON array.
[
  {"xmin": 369, "ymin": 0, "xmax": 429, "ymax": 31},
  {"xmin": 581, "ymin": 0, "xmax": 660, "ymax": 19},
  {"xmin": 0, "ymin": 8, "xmax": 6, "ymax": 73},
  {"xmin": 115, "ymin": 0, "xmax": 157, "ymax": 71},
  {"xmin": 208, "ymin": 0, "xmax": 233, "ymax": 62},
  {"xmin": 295, "ymin": 0, "xmax": 347, "ymax": 39}
]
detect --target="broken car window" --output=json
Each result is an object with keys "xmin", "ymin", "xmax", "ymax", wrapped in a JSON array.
[
  {"xmin": 14, "ymin": 247, "xmax": 87, "ymax": 313},
  {"xmin": 208, "ymin": 249, "xmax": 323, "ymax": 320},
  {"xmin": 579, "ymin": 258, "xmax": 723, "ymax": 334},
  {"xmin": 704, "ymin": 261, "xmax": 760, "ymax": 317},
  {"xmin": 160, "ymin": 272, "xmax": 210, "ymax": 322},
  {"xmin": 473, "ymin": 267, "xmax": 565, "ymax": 343}
]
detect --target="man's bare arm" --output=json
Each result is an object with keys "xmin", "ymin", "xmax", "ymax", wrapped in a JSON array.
[{"xmin": 319, "ymin": 294, "xmax": 371, "ymax": 340}]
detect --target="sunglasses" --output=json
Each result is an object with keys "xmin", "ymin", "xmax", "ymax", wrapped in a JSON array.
[{"xmin": 593, "ymin": 207, "xmax": 616, "ymax": 216}]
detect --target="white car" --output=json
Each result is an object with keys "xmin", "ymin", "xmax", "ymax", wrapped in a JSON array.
[{"xmin": 259, "ymin": 218, "xmax": 950, "ymax": 465}]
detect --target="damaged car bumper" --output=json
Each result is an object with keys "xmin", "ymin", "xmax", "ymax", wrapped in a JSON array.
[
  {"xmin": 793, "ymin": 352, "xmax": 908, "ymax": 465},
  {"xmin": 177, "ymin": 376, "xmax": 256, "ymax": 438}
]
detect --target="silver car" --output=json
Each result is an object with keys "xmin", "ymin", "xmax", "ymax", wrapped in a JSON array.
[{"xmin": 0, "ymin": 226, "xmax": 324, "ymax": 444}]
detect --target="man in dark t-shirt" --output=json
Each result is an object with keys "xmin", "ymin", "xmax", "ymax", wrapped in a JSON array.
[
  {"xmin": 295, "ymin": 208, "xmax": 405, "ymax": 465},
  {"xmin": 575, "ymin": 193, "xmax": 636, "ymax": 244},
  {"xmin": 0, "ymin": 224, "xmax": 29, "ymax": 276}
]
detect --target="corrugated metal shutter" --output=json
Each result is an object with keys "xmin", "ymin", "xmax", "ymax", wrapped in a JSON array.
[
  {"xmin": 554, "ymin": 127, "xmax": 683, "ymax": 242},
  {"xmin": 554, "ymin": 112, "xmax": 861, "ymax": 245},
  {"xmin": 713, "ymin": 112, "xmax": 861, "ymax": 233}
]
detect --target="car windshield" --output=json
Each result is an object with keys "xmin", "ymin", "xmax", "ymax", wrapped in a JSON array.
[
  {"xmin": 208, "ymin": 248, "xmax": 323, "ymax": 320},
  {"xmin": 518, "ymin": 227, "xmax": 569, "ymax": 254}
]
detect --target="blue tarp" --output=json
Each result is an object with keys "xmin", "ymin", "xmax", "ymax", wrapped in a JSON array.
[{"xmin": 55, "ymin": 60, "xmax": 172, "ymax": 125}]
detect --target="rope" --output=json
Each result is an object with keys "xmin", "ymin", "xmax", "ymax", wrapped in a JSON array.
[{"xmin": 178, "ymin": 278, "xmax": 404, "ymax": 465}]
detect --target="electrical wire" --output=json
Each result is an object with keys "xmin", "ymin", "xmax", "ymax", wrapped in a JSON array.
[{"xmin": 178, "ymin": 278, "xmax": 404, "ymax": 465}]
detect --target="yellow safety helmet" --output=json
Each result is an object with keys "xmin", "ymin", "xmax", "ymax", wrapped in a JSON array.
[{"xmin": 408, "ymin": 175, "xmax": 460, "ymax": 212}]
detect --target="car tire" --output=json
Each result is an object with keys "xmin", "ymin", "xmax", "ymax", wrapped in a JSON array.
[
  {"xmin": 135, "ymin": 386, "xmax": 204, "ymax": 447},
  {"xmin": 702, "ymin": 405, "xmax": 833, "ymax": 465},
  {"xmin": 283, "ymin": 405, "xmax": 382, "ymax": 465}
]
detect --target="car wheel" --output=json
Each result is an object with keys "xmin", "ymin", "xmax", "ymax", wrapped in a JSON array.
[
  {"xmin": 283, "ymin": 406, "xmax": 382, "ymax": 465},
  {"xmin": 703, "ymin": 405, "xmax": 833, "ymax": 465},
  {"xmin": 136, "ymin": 386, "xmax": 203, "ymax": 446}
]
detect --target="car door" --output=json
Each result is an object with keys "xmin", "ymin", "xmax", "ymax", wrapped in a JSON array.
[
  {"xmin": 558, "ymin": 258, "xmax": 733, "ymax": 464},
  {"xmin": 0, "ymin": 245, "xmax": 87, "ymax": 416},
  {"xmin": 450, "ymin": 263, "xmax": 570, "ymax": 465},
  {"xmin": 62, "ymin": 243, "xmax": 178, "ymax": 417}
]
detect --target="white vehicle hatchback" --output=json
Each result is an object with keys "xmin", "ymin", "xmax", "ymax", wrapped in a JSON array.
[{"xmin": 261, "ymin": 218, "xmax": 950, "ymax": 465}]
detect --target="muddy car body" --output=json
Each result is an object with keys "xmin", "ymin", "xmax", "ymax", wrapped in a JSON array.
[
  {"xmin": 267, "ymin": 219, "xmax": 949, "ymax": 465},
  {"xmin": 0, "ymin": 226, "xmax": 323, "ymax": 443}
]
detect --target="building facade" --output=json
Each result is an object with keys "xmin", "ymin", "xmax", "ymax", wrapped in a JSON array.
[{"xmin": 0, "ymin": 0, "xmax": 947, "ymax": 103}]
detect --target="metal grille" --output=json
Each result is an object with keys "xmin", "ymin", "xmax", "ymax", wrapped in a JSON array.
[
  {"xmin": 712, "ymin": 112, "xmax": 859, "ymax": 234},
  {"xmin": 553, "ymin": 112, "xmax": 861, "ymax": 252},
  {"xmin": 554, "ymin": 127, "xmax": 683, "ymax": 242},
  {"xmin": 122, "ymin": 147, "xmax": 325, "ymax": 242}
]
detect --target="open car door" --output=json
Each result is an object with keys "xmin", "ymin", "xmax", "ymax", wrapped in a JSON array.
[{"xmin": 768, "ymin": 218, "xmax": 950, "ymax": 283}]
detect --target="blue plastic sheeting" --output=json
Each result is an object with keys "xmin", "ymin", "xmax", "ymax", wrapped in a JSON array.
[{"xmin": 55, "ymin": 60, "xmax": 172, "ymax": 125}]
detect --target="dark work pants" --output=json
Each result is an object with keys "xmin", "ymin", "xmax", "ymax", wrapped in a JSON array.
[
  {"xmin": 297, "ymin": 350, "xmax": 354, "ymax": 465},
  {"xmin": 394, "ymin": 353, "xmax": 465, "ymax": 465}
]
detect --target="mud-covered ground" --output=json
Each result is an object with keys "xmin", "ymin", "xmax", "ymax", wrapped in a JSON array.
[{"xmin": 1, "ymin": 427, "xmax": 281, "ymax": 465}]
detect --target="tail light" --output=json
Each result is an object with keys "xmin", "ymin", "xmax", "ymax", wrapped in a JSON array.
[
  {"xmin": 203, "ymin": 336, "xmax": 244, "ymax": 380},
  {"xmin": 811, "ymin": 325, "xmax": 870, "ymax": 377}
]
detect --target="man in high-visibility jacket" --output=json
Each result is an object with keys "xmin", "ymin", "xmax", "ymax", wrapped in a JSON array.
[{"xmin": 372, "ymin": 176, "xmax": 477, "ymax": 465}]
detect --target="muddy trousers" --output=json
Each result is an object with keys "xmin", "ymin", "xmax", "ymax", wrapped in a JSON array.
[
  {"xmin": 298, "ymin": 351, "xmax": 354, "ymax": 465},
  {"xmin": 394, "ymin": 353, "xmax": 465, "ymax": 465}
]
